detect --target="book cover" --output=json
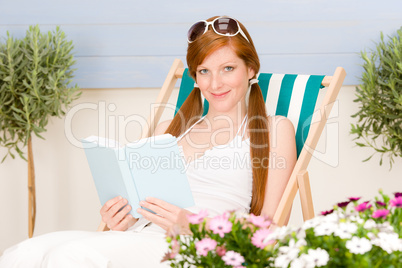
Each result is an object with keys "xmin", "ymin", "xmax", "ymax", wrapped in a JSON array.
[{"xmin": 82, "ymin": 134, "xmax": 194, "ymax": 218}]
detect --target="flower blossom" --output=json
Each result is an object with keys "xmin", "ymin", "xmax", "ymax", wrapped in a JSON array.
[
  {"xmin": 337, "ymin": 201, "xmax": 350, "ymax": 208},
  {"xmin": 355, "ymin": 201, "xmax": 372, "ymax": 212},
  {"xmin": 251, "ymin": 228, "xmax": 274, "ymax": 249},
  {"xmin": 248, "ymin": 214, "xmax": 271, "ymax": 228},
  {"xmin": 216, "ymin": 245, "xmax": 226, "ymax": 256},
  {"xmin": 346, "ymin": 236, "xmax": 372, "ymax": 254},
  {"xmin": 375, "ymin": 201, "xmax": 386, "ymax": 207},
  {"xmin": 209, "ymin": 213, "xmax": 232, "ymax": 238},
  {"xmin": 314, "ymin": 222, "xmax": 337, "ymax": 236},
  {"xmin": 300, "ymin": 248, "xmax": 329, "ymax": 267},
  {"xmin": 394, "ymin": 192, "xmax": 402, "ymax": 198},
  {"xmin": 348, "ymin": 197, "xmax": 361, "ymax": 202},
  {"xmin": 222, "ymin": 251, "xmax": 245, "ymax": 266},
  {"xmin": 371, "ymin": 232, "xmax": 402, "ymax": 253},
  {"xmin": 372, "ymin": 209, "xmax": 390, "ymax": 219},
  {"xmin": 195, "ymin": 238, "xmax": 217, "ymax": 256},
  {"xmin": 390, "ymin": 196, "xmax": 402, "ymax": 208},
  {"xmin": 334, "ymin": 222, "xmax": 358, "ymax": 239},
  {"xmin": 187, "ymin": 209, "xmax": 208, "ymax": 224},
  {"xmin": 320, "ymin": 209, "xmax": 334, "ymax": 216}
]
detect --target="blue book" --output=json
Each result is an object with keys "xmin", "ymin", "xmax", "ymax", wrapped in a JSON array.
[{"xmin": 82, "ymin": 134, "xmax": 194, "ymax": 218}]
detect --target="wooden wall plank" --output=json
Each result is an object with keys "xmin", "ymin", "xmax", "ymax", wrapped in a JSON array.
[
  {"xmin": 1, "ymin": 0, "xmax": 401, "ymax": 24},
  {"xmin": 1, "ymin": 20, "xmax": 400, "ymax": 56},
  {"xmin": 73, "ymin": 54, "xmax": 359, "ymax": 88}
]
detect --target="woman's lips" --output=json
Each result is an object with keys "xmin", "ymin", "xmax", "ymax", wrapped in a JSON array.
[{"xmin": 211, "ymin": 90, "xmax": 230, "ymax": 98}]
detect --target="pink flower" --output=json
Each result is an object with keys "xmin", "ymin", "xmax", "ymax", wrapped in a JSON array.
[
  {"xmin": 209, "ymin": 214, "xmax": 232, "ymax": 238},
  {"xmin": 372, "ymin": 209, "xmax": 390, "ymax": 219},
  {"xmin": 161, "ymin": 239, "xmax": 179, "ymax": 262},
  {"xmin": 337, "ymin": 201, "xmax": 350, "ymax": 208},
  {"xmin": 375, "ymin": 201, "xmax": 386, "ymax": 207},
  {"xmin": 355, "ymin": 202, "xmax": 372, "ymax": 212},
  {"xmin": 251, "ymin": 228, "xmax": 274, "ymax": 249},
  {"xmin": 321, "ymin": 209, "xmax": 334, "ymax": 216},
  {"xmin": 222, "ymin": 250, "xmax": 245, "ymax": 266},
  {"xmin": 187, "ymin": 209, "xmax": 208, "ymax": 224},
  {"xmin": 394, "ymin": 192, "xmax": 402, "ymax": 198},
  {"xmin": 390, "ymin": 197, "xmax": 402, "ymax": 208},
  {"xmin": 248, "ymin": 214, "xmax": 271, "ymax": 228},
  {"xmin": 216, "ymin": 245, "xmax": 226, "ymax": 257},
  {"xmin": 195, "ymin": 238, "xmax": 217, "ymax": 257},
  {"xmin": 348, "ymin": 197, "xmax": 361, "ymax": 202}
]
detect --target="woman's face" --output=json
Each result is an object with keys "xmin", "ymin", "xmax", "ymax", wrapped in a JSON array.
[{"xmin": 196, "ymin": 45, "xmax": 255, "ymax": 115}]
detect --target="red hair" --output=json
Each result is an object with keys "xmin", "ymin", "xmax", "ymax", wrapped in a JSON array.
[{"xmin": 165, "ymin": 16, "xmax": 269, "ymax": 215}]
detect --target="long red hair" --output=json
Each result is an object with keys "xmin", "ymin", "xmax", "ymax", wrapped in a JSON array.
[{"xmin": 165, "ymin": 16, "xmax": 269, "ymax": 215}]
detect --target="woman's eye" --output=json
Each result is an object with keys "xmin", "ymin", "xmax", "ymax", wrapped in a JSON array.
[
  {"xmin": 224, "ymin": 66, "xmax": 234, "ymax": 71},
  {"xmin": 199, "ymin": 69, "xmax": 208, "ymax": 74}
]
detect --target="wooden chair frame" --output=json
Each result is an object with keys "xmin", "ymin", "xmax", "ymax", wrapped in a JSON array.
[{"xmin": 97, "ymin": 58, "xmax": 346, "ymax": 231}]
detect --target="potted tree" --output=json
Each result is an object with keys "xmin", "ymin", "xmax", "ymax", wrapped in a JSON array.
[
  {"xmin": 0, "ymin": 25, "xmax": 81, "ymax": 237},
  {"xmin": 351, "ymin": 27, "xmax": 402, "ymax": 169}
]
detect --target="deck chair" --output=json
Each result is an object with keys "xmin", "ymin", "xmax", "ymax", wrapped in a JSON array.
[{"xmin": 97, "ymin": 59, "xmax": 346, "ymax": 231}]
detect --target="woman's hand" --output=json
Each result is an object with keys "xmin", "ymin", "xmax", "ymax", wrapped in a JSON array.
[
  {"xmin": 100, "ymin": 196, "xmax": 137, "ymax": 231},
  {"xmin": 137, "ymin": 197, "xmax": 192, "ymax": 234}
]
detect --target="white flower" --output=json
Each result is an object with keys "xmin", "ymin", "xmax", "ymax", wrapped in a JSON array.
[
  {"xmin": 371, "ymin": 232, "xmax": 402, "ymax": 254},
  {"xmin": 299, "ymin": 254, "xmax": 316, "ymax": 268},
  {"xmin": 334, "ymin": 222, "xmax": 358, "ymax": 239},
  {"xmin": 314, "ymin": 222, "xmax": 337, "ymax": 236},
  {"xmin": 346, "ymin": 236, "xmax": 372, "ymax": 254},
  {"xmin": 322, "ymin": 212, "xmax": 340, "ymax": 223},
  {"xmin": 306, "ymin": 248, "xmax": 329, "ymax": 267},
  {"xmin": 279, "ymin": 245, "xmax": 300, "ymax": 259},
  {"xmin": 296, "ymin": 229, "xmax": 306, "ymax": 240},
  {"xmin": 302, "ymin": 217, "xmax": 321, "ymax": 230},
  {"xmin": 290, "ymin": 258, "xmax": 306, "ymax": 268},
  {"xmin": 363, "ymin": 219, "xmax": 377, "ymax": 229},
  {"xmin": 274, "ymin": 254, "xmax": 293, "ymax": 268},
  {"xmin": 348, "ymin": 215, "xmax": 364, "ymax": 224},
  {"xmin": 274, "ymin": 226, "xmax": 293, "ymax": 240},
  {"xmin": 377, "ymin": 222, "xmax": 395, "ymax": 233}
]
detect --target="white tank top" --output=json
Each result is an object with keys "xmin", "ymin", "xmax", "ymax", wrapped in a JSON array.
[{"xmin": 177, "ymin": 115, "xmax": 253, "ymax": 217}]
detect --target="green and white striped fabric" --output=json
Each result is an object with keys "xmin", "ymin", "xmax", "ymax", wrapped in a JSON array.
[{"xmin": 174, "ymin": 69, "xmax": 325, "ymax": 158}]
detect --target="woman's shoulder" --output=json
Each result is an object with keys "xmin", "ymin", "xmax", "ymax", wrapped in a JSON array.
[
  {"xmin": 267, "ymin": 115, "xmax": 296, "ymax": 143},
  {"xmin": 153, "ymin": 119, "xmax": 173, "ymax": 136}
]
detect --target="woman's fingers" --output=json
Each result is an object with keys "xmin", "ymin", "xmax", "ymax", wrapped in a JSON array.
[
  {"xmin": 109, "ymin": 204, "xmax": 132, "ymax": 229},
  {"xmin": 112, "ymin": 214, "xmax": 133, "ymax": 231},
  {"xmin": 137, "ymin": 207, "xmax": 170, "ymax": 230},
  {"xmin": 100, "ymin": 196, "xmax": 122, "ymax": 214}
]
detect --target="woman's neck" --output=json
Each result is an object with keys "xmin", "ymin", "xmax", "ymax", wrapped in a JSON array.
[{"xmin": 204, "ymin": 103, "xmax": 247, "ymax": 129}]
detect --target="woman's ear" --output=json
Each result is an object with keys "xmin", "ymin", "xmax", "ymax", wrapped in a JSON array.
[{"xmin": 248, "ymin": 67, "xmax": 256, "ymax": 80}]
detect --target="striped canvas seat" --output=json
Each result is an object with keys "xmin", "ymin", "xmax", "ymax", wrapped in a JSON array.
[
  {"xmin": 175, "ymin": 69, "xmax": 325, "ymax": 157},
  {"xmin": 97, "ymin": 59, "xmax": 346, "ymax": 231}
]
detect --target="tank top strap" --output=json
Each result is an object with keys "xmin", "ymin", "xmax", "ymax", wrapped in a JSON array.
[{"xmin": 177, "ymin": 115, "xmax": 206, "ymax": 142}]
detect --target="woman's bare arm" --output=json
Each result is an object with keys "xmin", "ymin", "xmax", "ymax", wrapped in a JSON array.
[{"xmin": 260, "ymin": 116, "xmax": 297, "ymax": 223}]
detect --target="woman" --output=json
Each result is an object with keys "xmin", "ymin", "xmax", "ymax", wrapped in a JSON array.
[{"xmin": 0, "ymin": 16, "xmax": 296, "ymax": 267}]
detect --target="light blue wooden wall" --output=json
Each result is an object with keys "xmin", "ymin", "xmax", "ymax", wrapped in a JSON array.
[{"xmin": 1, "ymin": 0, "xmax": 401, "ymax": 87}]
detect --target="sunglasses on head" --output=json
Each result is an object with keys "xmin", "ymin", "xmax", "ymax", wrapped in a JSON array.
[{"xmin": 187, "ymin": 16, "xmax": 250, "ymax": 43}]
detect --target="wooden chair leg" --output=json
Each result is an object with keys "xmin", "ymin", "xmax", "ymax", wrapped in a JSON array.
[
  {"xmin": 297, "ymin": 170, "xmax": 315, "ymax": 221},
  {"xmin": 97, "ymin": 221, "xmax": 108, "ymax": 232}
]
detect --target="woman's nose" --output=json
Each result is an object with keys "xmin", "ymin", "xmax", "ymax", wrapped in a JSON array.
[{"xmin": 211, "ymin": 73, "xmax": 223, "ymax": 90}]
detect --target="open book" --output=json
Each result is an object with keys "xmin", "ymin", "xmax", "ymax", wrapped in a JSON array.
[{"xmin": 82, "ymin": 134, "xmax": 194, "ymax": 218}]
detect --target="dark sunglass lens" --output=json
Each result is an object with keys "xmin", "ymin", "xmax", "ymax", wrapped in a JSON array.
[
  {"xmin": 213, "ymin": 18, "xmax": 239, "ymax": 35},
  {"xmin": 188, "ymin": 21, "xmax": 206, "ymax": 42}
]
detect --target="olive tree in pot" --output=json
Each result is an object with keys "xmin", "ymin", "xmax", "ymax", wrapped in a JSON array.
[
  {"xmin": 351, "ymin": 27, "xmax": 402, "ymax": 169},
  {"xmin": 0, "ymin": 25, "xmax": 81, "ymax": 237}
]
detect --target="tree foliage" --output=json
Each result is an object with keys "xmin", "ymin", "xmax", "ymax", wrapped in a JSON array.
[
  {"xmin": 351, "ymin": 27, "xmax": 402, "ymax": 169},
  {"xmin": 0, "ymin": 25, "xmax": 81, "ymax": 162}
]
